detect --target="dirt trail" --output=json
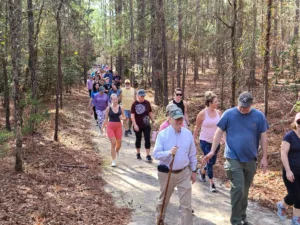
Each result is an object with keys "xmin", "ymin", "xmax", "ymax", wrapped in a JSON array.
[{"xmin": 91, "ymin": 122, "xmax": 289, "ymax": 225}]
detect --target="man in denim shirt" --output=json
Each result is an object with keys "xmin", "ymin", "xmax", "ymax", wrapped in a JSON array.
[{"xmin": 203, "ymin": 92, "xmax": 269, "ymax": 225}]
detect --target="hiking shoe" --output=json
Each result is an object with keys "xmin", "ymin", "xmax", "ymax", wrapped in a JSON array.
[
  {"xmin": 178, "ymin": 206, "xmax": 194, "ymax": 214},
  {"xmin": 137, "ymin": 153, "xmax": 142, "ymax": 160},
  {"xmin": 199, "ymin": 171, "xmax": 206, "ymax": 182},
  {"xmin": 210, "ymin": 183, "xmax": 217, "ymax": 192},
  {"xmin": 242, "ymin": 220, "xmax": 249, "ymax": 225},
  {"xmin": 124, "ymin": 130, "xmax": 128, "ymax": 137},
  {"xmin": 276, "ymin": 202, "xmax": 287, "ymax": 221},
  {"xmin": 111, "ymin": 159, "xmax": 117, "ymax": 167},
  {"xmin": 146, "ymin": 155, "xmax": 153, "ymax": 162},
  {"xmin": 291, "ymin": 217, "xmax": 300, "ymax": 225}
]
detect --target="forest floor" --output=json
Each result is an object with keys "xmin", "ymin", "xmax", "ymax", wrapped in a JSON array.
[{"xmin": 0, "ymin": 69, "xmax": 297, "ymax": 224}]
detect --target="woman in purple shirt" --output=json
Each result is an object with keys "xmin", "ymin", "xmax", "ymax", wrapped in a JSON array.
[{"xmin": 90, "ymin": 86, "xmax": 109, "ymax": 136}]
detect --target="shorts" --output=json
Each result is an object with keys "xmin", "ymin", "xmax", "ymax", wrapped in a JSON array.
[
  {"xmin": 107, "ymin": 122, "xmax": 122, "ymax": 139},
  {"xmin": 124, "ymin": 110, "xmax": 131, "ymax": 118}
]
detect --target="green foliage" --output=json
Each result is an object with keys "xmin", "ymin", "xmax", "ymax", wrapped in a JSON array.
[
  {"xmin": 0, "ymin": 130, "xmax": 14, "ymax": 145},
  {"xmin": 294, "ymin": 101, "xmax": 300, "ymax": 113}
]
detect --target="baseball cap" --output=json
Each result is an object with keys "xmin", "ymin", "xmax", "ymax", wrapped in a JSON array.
[
  {"xmin": 238, "ymin": 92, "xmax": 253, "ymax": 108},
  {"xmin": 169, "ymin": 108, "xmax": 184, "ymax": 119},
  {"xmin": 166, "ymin": 104, "xmax": 178, "ymax": 113},
  {"xmin": 99, "ymin": 86, "xmax": 105, "ymax": 91},
  {"xmin": 125, "ymin": 79, "xmax": 130, "ymax": 83},
  {"xmin": 137, "ymin": 89, "xmax": 146, "ymax": 96}
]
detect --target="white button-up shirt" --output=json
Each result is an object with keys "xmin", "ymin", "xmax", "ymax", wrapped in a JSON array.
[{"xmin": 153, "ymin": 125, "xmax": 197, "ymax": 171}]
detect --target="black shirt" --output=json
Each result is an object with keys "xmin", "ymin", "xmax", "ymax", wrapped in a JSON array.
[
  {"xmin": 112, "ymin": 75, "xmax": 121, "ymax": 87},
  {"xmin": 109, "ymin": 106, "xmax": 122, "ymax": 122},
  {"xmin": 283, "ymin": 130, "xmax": 300, "ymax": 175},
  {"xmin": 104, "ymin": 83, "xmax": 112, "ymax": 93},
  {"xmin": 173, "ymin": 100, "xmax": 185, "ymax": 115}
]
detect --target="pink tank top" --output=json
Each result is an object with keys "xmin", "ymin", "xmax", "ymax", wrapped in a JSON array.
[{"xmin": 199, "ymin": 109, "xmax": 220, "ymax": 143}]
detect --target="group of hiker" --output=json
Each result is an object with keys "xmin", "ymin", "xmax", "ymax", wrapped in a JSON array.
[{"xmin": 87, "ymin": 66, "xmax": 300, "ymax": 225}]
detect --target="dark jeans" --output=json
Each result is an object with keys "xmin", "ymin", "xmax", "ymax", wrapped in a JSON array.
[
  {"xmin": 134, "ymin": 126, "xmax": 151, "ymax": 149},
  {"xmin": 225, "ymin": 158, "xmax": 256, "ymax": 225},
  {"xmin": 283, "ymin": 169, "xmax": 300, "ymax": 209},
  {"xmin": 200, "ymin": 140, "xmax": 220, "ymax": 179},
  {"xmin": 88, "ymin": 89, "xmax": 92, "ymax": 97},
  {"xmin": 93, "ymin": 106, "xmax": 97, "ymax": 120}
]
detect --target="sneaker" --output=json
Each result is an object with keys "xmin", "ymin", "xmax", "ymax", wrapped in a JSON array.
[
  {"xmin": 210, "ymin": 183, "xmax": 217, "ymax": 192},
  {"xmin": 146, "ymin": 155, "xmax": 153, "ymax": 162},
  {"xmin": 111, "ymin": 159, "xmax": 117, "ymax": 167},
  {"xmin": 199, "ymin": 170, "xmax": 206, "ymax": 182},
  {"xmin": 291, "ymin": 217, "xmax": 300, "ymax": 225},
  {"xmin": 137, "ymin": 153, "xmax": 142, "ymax": 160},
  {"xmin": 128, "ymin": 129, "xmax": 132, "ymax": 134},
  {"xmin": 276, "ymin": 202, "xmax": 287, "ymax": 221},
  {"xmin": 178, "ymin": 206, "xmax": 194, "ymax": 214},
  {"xmin": 124, "ymin": 130, "xmax": 128, "ymax": 137}
]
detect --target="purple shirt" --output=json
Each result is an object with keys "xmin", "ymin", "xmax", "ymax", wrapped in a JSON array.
[
  {"xmin": 87, "ymin": 79, "xmax": 93, "ymax": 90},
  {"xmin": 92, "ymin": 93, "xmax": 109, "ymax": 111}
]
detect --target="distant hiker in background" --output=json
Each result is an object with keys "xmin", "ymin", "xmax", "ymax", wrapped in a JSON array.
[
  {"xmin": 112, "ymin": 71, "xmax": 122, "ymax": 88},
  {"xmin": 108, "ymin": 83, "xmax": 122, "ymax": 103},
  {"xmin": 102, "ymin": 93, "xmax": 125, "ymax": 167},
  {"xmin": 88, "ymin": 83, "xmax": 100, "ymax": 125},
  {"xmin": 87, "ymin": 75, "xmax": 93, "ymax": 97},
  {"xmin": 202, "ymin": 92, "xmax": 269, "ymax": 225},
  {"xmin": 276, "ymin": 113, "xmax": 300, "ymax": 225},
  {"xmin": 103, "ymin": 77, "xmax": 112, "ymax": 94},
  {"xmin": 90, "ymin": 86, "xmax": 109, "ymax": 136},
  {"xmin": 103, "ymin": 69, "xmax": 113, "ymax": 84},
  {"xmin": 121, "ymin": 79, "xmax": 135, "ymax": 137},
  {"xmin": 172, "ymin": 88, "xmax": 189, "ymax": 128},
  {"xmin": 193, "ymin": 91, "xmax": 222, "ymax": 192},
  {"xmin": 131, "ymin": 89, "xmax": 155, "ymax": 162}
]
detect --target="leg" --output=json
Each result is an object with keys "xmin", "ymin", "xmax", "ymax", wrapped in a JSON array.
[
  {"xmin": 225, "ymin": 159, "xmax": 244, "ymax": 225},
  {"xmin": 115, "ymin": 122, "xmax": 123, "ymax": 153},
  {"xmin": 143, "ymin": 126, "xmax": 151, "ymax": 156},
  {"xmin": 240, "ymin": 159, "xmax": 256, "ymax": 222},
  {"xmin": 134, "ymin": 129, "xmax": 142, "ymax": 154},
  {"xmin": 109, "ymin": 137, "xmax": 117, "ymax": 159},
  {"xmin": 177, "ymin": 168, "xmax": 193, "ymax": 225},
  {"xmin": 93, "ymin": 106, "xmax": 97, "ymax": 120},
  {"xmin": 156, "ymin": 172, "xmax": 177, "ymax": 223}
]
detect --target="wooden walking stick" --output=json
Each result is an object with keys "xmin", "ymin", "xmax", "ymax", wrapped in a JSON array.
[{"xmin": 157, "ymin": 153, "xmax": 176, "ymax": 225}]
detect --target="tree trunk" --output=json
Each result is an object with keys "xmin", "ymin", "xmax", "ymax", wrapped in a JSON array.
[
  {"xmin": 9, "ymin": 0, "xmax": 23, "ymax": 171},
  {"xmin": 159, "ymin": 0, "xmax": 168, "ymax": 107},
  {"xmin": 280, "ymin": 0, "xmax": 285, "ymax": 77},
  {"xmin": 249, "ymin": 0, "xmax": 257, "ymax": 86},
  {"xmin": 194, "ymin": 0, "xmax": 200, "ymax": 83},
  {"xmin": 176, "ymin": 0, "xmax": 182, "ymax": 88},
  {"xmin": 272, "ymin": 0, "xmax": 279, "ymax": 68},
  {"xmin": 137, "ymin": 0, "xmax": 145, "ymax": 76},
  {"xmin": 115, "ymin": 0, "xmax": 123, "ymax": 76},
  {"xmin": 129, "ymin": 0, "xmax": 135, "ymax": 84},
  {"xmin": 54, "ymin": 0, "xmax": 63, "ymax": 142},
  {"xmin": 263, "ymin": 0, "xmax": 273, "ymax": 117},
  {"xmin": 293, "ymin": 0, "xmax": 299, "ymax": 78}
]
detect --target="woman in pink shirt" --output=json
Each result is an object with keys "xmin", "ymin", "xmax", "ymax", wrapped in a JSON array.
[{"xmin": 193, "ymin": 91, "xmax": 222, "ymax": 192}]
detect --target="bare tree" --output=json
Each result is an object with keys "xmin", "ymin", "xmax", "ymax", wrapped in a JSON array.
[{"xmin": 176, "ymin": 0, "xmax": 182, "ymax": 88}]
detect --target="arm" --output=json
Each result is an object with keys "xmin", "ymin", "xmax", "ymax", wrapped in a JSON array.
[
  {"xmin": 281, "ymin": 140, "xmax": 294, "ymax": 182},
  {"xmin": 101, "ymin": 107, "xmax": 110, "ymax": 132},
  {"xmin": 131, "ymin": 113, "xmax": 139, "ymax": 131},
  {"xmin": 120, "ymin": 106, "xmax": 126, "ymax": 120},
  {"xmin": 119, "ymin": 91, "xmax": 122, "ymax": 102},
  {"xmin": 183, "ymin": 100, "xmax": 189, "ymax": 125},
  {"xmin": 153, "ymin": 133, "xmax": 173, "ymax": 160},
  {"xmin": 202, "ymin": 128, "xmax": 224, "ymax": 164},
  {"xmin": 193, "ymin": 110, "xmax": 204, "ymax": 140},
  {"xmin": 149, "ymin": 112, "xmax": 155, "ymax": 123},
  {"xmin": 260, "ymin": 132, "xmax": 268, "ymax": 173},
  {"xmin": 188, "ymin": 138, "xmax": 198, "ymax": 184}
]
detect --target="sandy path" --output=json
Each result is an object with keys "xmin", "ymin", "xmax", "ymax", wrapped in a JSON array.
[{"xmin": 91, "ymin": 123, "xmax": 289, "ymax": 225}]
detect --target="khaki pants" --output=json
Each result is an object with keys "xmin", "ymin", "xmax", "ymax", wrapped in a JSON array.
[{"xmin": 156, "ymin": 167, "xmax": 193, "ymax": 225}]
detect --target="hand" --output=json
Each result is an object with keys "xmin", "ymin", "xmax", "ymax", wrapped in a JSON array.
[
  {"xmin": 191, "ymin": 172, "xmax": 196, "ymax": 184},
  {"xmin": 220, "ymin": 137, "xmax": 225, "ymax": 145},
  {"xmin": 202, "ymin": 152, "xmax": 214, "ymax": 165},
  {"xmin": 133, "ymin": 124, "xmax": 139, "ymax": 132},
  {"xmin": 260, "ymin": 156, "xmax": 268, "ymax": 173},
  {"xmin": 169, "ymin": 146, "xmax": 178, "ymax": 155},
  {"xmin": 90, "ymin": 110, "xmax": 93, "ymax": 115},
  {"xmin": 286, "ymin": 170, "xmax": 295, "ymax": 183}
]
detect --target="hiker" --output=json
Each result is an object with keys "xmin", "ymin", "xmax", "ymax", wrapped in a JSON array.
[
  {"xmin": 108, "ymin": 83, "xmax": 122, "ymax": 103},
  {"xmin": 103, "ymin": 69, "xmax": 113, "ymax": 84},
  {"xmin": 121, "ymin": 79, "xmax": 135, "ymax": 136},
  {"xmin": 193, "ymin": 91, "xmax": 222, "ymax": 192},
  {"xmin": 202, "ymin": 91, "xmax": 269, "ymax": 225},
  {"xmin": 101, "ymin": 93, "xmax": 125, "ymax": 167},
  {"xmin": 276, "ymin": 113, "xmax": 300, "ymax": 225},
  {"xmin": 172, "ymin": 88, "xmax": 189, "ymax": 127},
  {"xmin": 154, "ymin": 107, "xmax": 197, "ymax": 225},
  {"xmin": 131, "ymin": 89, "xmax": 155, "ymax": 162},
  {"xmin": 103, "ymin": 77, "xmax": 112, "ymax": 94},
  {"xmin": 89, "ymin": 83, "xmax": 100, "ymax": 125},
  {"xmin": 112, "ymin": 71, "xmax": 122, "ymax": 88},
  {"xmin": 158, "ymin": 104, "xmax": 181, "ymax": 132},
  {"xmin": 87, "ymin": 75, "xmax": 94, "ymax": 97},
  {"xmin": 90, "ymin": 86, "xmax": 109, "ymax": 136}
]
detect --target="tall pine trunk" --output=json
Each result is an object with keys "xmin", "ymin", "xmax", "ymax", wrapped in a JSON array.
[{"xmin": 176, "ymin": 0, "xmax": 182, "ymax": 88}]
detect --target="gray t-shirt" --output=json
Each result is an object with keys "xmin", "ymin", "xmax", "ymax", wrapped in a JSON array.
[{"xmin": 217, "ymin": 107, "xmax": 269, "ymax": 162}]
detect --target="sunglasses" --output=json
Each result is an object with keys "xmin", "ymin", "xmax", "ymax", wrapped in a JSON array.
[
  {"xmin": 297, "ymin": 120, "xmax": 300, "ymax": 125},
  {"xmin": 125, "ymin": 83, "xmax": 130, "ymax": 85},
  {"xmin": 176, "ymin": 93, "xmax": 182, "ymax": 96}
]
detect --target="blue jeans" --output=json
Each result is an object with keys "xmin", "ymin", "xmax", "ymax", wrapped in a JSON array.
[{"xmin": 200, "ymin": 140, "xmax": 220, "ymax": 179}]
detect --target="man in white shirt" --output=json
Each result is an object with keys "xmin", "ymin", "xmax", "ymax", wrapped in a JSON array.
[{"xmin": 154, "ymin": 108, "xmax": 197, "ymax": 225}]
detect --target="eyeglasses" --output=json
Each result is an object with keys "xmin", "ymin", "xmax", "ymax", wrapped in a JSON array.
[
  {"xmin": 297, "ymin": 120, "xmax": 300, "ymax": 125},
  {"xmin": 176, "ymin": 93, "xmax": 182, "ymax": 96},
  {"xmin": 125, "ymin": 83, "xmax": 130, "ymax": 85}
]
